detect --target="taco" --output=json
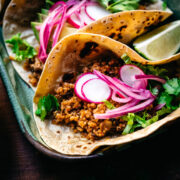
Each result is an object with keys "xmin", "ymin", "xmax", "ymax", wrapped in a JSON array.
[
  {"xmin": 3, "ymin": 0, "xmax": 171, "ymax": 90},
  {"xmin": 33, "ymin": 33, "xmax": 180, "ymax": 155}
]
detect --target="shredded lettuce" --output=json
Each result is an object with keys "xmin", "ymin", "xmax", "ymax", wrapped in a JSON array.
[
  {"xmin": 122, "ymin": 106, "xmax": 171, "ymax": 134},
  {"xmin": 5, "ymin": 33, "xmax": 37, "ymax": 62},
  {"xmin": 122, "ymin": 113, "xmax": 135, "ymax": 135},
  {"xmin": 35, "ymin": 94, "xmax": 59, "ymax": 120}
]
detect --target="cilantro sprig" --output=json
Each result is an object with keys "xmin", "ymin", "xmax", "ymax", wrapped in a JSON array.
[
  {"xmin": 103, "ymin": 100, "xmax": 115, "ymax": 110},
  {"xmin": 5, "ymin": 33, "xmax": 37, "ymax": 62},
  {"xmin": 98, "ymin": 0, "xmax": 158, "ymax": 13},
  {"xmin": 35, "ymin": 94, "xmax": 60, "ymax": 120},
  {"xmin": 157, "ymin": 78, "xmax": 180, "ymax": 110}
]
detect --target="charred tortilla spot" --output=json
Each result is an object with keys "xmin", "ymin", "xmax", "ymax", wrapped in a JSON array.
[
  {"xmin": 75, "ymin": 40, "xmax": 78, "ymax": 43},
  {"xmin": 109, "ymin": 33, "xmax": 116, "ymax": 38},
  {"xmin": 117, "ymin": 34, "xmax": 122, "ymax": 40},
  {"xmin": 158, "ymin": 15, "xmax": 163, "ymax": 21},
  {"xmin": 79, "ymin": 42, "xmax": 98, "ymax": 58},
  {"xmin": 119, "ymin": 25, "xmax": 127, "ymax": 31},
  {"xmin": 136, "ymin": 29, "xmax": 140, "ymax": 34}
]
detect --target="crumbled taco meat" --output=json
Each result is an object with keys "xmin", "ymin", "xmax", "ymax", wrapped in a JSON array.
[
  {"xmin": 23, "ymin": 57, "xmax": 43, "ymax": 87},
  {"xmin": 52, "ymin": 58, "xmax": 127, "ymax": 140}
]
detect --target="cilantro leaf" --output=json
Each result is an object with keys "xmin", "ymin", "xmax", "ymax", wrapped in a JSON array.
[
  {"xmin": 98, "ymin": 0, "xmax": 140, "ymax": 13},
  {"xmin": 5, "ymin": 33, "xmax": 37, "ymax": 62},
  {"xmin": 35, "ymin": 94, "xmax": 59, "ymax": 120},
  {"xmin": 157, "ymin": 92, "xmax": 173, "ymax": 108},
  {"xmin": 107, "ymin": 0, "xmax": 140, "ymax": 13},
  {"xmin": 157, "ymin": 78, "xmax": 180, "ymax": 110},
  {"xmin": 151, "ymin": 87, "xmax": 159, "ymax": 96},
  {"xmin": 98, "ymin": 0, "xmax": 110, "ymax": 8},
  {"xmin": 162, "ymin": 1, "xmax": 167, "ymax": 11},
  {"xmin": 103, "ymin": 100, "xmax": 115, "ymax": 110},
  {"xmin": 163, "ymin": 78, "xmax": 180, "ymax": 96}
]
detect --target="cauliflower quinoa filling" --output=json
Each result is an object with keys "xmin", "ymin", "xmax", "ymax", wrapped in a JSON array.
[{"xmin": 52, "ymin": 58, "xmax": 130, "ymax": 140}]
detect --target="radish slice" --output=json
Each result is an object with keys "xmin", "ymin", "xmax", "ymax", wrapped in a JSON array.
[
  {"xmin": 81, "ymin": 78, "xmax": 111, "ymax": 103},
  {"xmin": 119, "ymin": 65, "xmax": 147, "ymax": 89},
  {"xmin": 74, "ymin": 73, "xmax": 98, "ymax": 100}
]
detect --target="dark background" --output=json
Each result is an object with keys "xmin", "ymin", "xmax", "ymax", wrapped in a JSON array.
[
  {"xmin": 1, "ymin": 0, "xmax": 180, "ymax": 179},
  {"xmin": 1, "ymin": 76, "xmax": 180, "ymax": 180}
]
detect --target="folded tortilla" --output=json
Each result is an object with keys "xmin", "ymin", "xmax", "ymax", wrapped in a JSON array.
[
  {"xmin": 3, "ymin": 0, "xmax": 172, "ymax": 90},
  {"xmin": 33, "ymin": 33, "xmax": 180, "ymax": 155}
]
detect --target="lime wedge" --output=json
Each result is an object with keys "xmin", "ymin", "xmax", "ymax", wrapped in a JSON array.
[{"xmin": 133, "ymin": 20, "xmax": 180, "ymax": 61}]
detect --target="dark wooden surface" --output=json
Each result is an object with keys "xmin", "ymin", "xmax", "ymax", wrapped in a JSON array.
[{"xmin": 1, "ymin": 76, "xmax": 180, "ymax": 180}]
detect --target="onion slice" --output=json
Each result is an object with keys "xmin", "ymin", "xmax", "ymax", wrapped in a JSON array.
[
  {"xmin": 135, "ymin": 75, "xmax": 166, "ymax": 84},
  {"xmin": 94, "ymin": 98, "xmax": 155, "ymax": 119},
  {"xmin": 94, "ymin": 70, "xmax": 151, "ymax": 100},
  {"xmin": 111, "ymin": 91, "xmax": 132, "ymax": 103},
  {"xmin": 81, "ymin": 78, "xmax": 112, "ymax": 103},
  {"xmin": 106, "ymin": 99, "xmax": 139, "ymax": 113}
]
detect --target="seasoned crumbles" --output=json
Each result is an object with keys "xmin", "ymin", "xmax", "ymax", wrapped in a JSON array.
[
  {"xmin": 52, "ymin": 58, "xmax": 127, "ymax": 140},
  {"xmin": 23, "ymin": 57, "xmax": 44, "ymax": 87}
]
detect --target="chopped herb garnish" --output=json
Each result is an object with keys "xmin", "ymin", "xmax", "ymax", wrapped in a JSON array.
[
  {"xmin": 5, "ymin": 33, "xmax": 37, "ymax": 62},
  {"xmin": 103, "ymin": 100, "xmax": 115, "ymax": 109},
  {"xmin": 121, "ymin": 53, "xmax": 131, "ymax": 64},
  {"xmin": 35, "ymin": 94, "xmax": 59, "ymax": 120}
]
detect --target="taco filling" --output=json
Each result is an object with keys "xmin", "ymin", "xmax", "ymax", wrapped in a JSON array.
[
  {"xmin": 35, "ymin": 54, "xmax": 180, "ymax": 140},
  {"xmin": 4, "ymin": 0, "xmax": 170, "ymax": 88}
]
